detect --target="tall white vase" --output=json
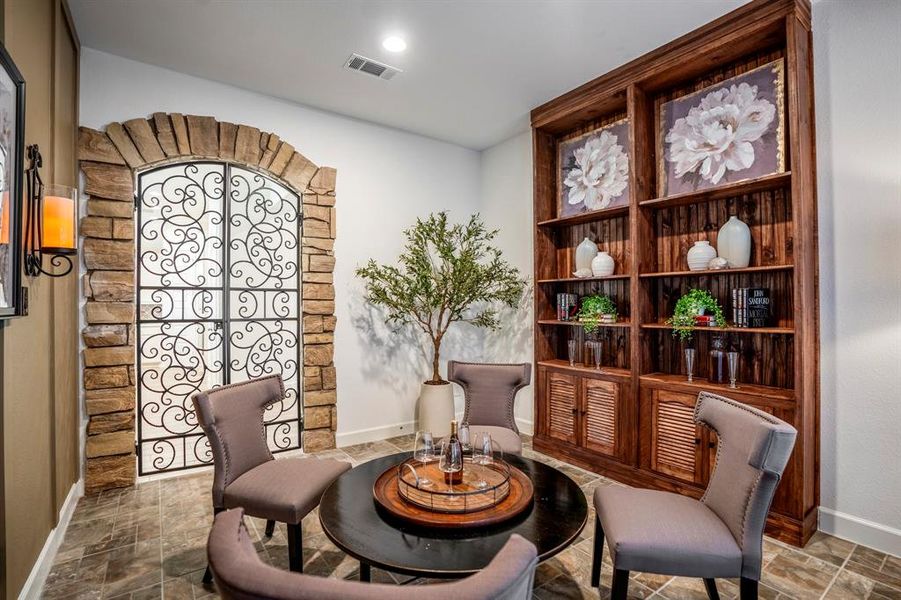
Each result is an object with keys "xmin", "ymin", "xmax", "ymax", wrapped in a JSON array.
[
  {"xmin": 575, "ymin": 238, "xmax": 598, "ymax": 273},
  {"xmin": 418, "ymin": 382, "xmax": 454, "ymax": 437},
  {"xmin": 718, "ymin": 216, "xmax": 752, "ymax": 268}
]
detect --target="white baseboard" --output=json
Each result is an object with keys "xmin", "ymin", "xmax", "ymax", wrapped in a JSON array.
[
  {"xmin": 336, "ymin": 419, "xmax": 418, "ymax": 447},
  {"xmin": 336, "ymin": 416, "xmax": 534, "ymax": 447},
  {"xmin": 18, "ymin": 479, "xmax": 84, "ymax": 600},
  {"xmin": 819, "ymin": 507, "xmax": 901, "ymax": 557}
]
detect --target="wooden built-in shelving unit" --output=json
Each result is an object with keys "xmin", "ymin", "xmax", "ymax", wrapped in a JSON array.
[{"xmin": 530, "ymin": 0, "xmax": 818, "ymax": 546}]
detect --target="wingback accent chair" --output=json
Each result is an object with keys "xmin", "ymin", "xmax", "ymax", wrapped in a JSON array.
[
  {"xmin": 209, "ymin": 508, "xmax": 539, "ymax": 600},
  {"xmin": 447, "ymin": 361, "xmax": 532, "ymax": 454},
  {"xmin": 591, "ymin": 392, "xmax": 797, "ymax": 600},
  {"xmin": 193, "ymin": 375, "xmax": 350, "ymax": 582}
]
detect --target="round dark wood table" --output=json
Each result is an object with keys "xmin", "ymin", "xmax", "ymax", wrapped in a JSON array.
[{"xmin": 319, "ymin": 452, "xmax": 587, "ymax": 581}]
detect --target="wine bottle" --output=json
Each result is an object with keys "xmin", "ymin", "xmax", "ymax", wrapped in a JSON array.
[{"xmin": 442, "ymin": 420, "xmax": 463, "ymax": 485}]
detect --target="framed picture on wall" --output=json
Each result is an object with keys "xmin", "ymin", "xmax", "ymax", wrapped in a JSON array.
[
  {"xmin": 0, "ymin": 41, "xmax": 24, "ymax": 318},
  {"xmin": 658, "ymin": 59, "xmax": 785, "ymax": 197},
  {"xmin": 557, "ymin": 118, "xmax": 630, "ymax": 218}
]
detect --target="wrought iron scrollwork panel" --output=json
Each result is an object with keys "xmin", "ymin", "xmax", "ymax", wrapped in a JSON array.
[{"xmin": 137, "ymin": 162, "xmax": 303, "ymax": 475}]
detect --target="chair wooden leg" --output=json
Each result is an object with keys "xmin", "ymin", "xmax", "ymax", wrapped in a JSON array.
[
  {"xmin": 591, "ymin": 515, "xmax": 604, "ymax": 588},
  {"xmin": 610, "ymin": 569, "xmax": 629, "ymax": 600},
  {"xmin": 740, "ymin": 577, "xmax": 758, "ymax": 600},
  {"xmin": 265, "ymin": 519, "xmax": 275, "ymax": 537},
  {"xmin": 287, "ymin": 523, "xmax": 303, "ymax": 573},
  {"xmin": 704, "ymin": 578, "xmax": 720, "ymax": 600},
  {"xmin": 202, "ymin": 507, "xmax": 224, "ymax": 584},
  {"xmin": 360, "ymin": 561, "xmax": 371, "ymax": 582}
]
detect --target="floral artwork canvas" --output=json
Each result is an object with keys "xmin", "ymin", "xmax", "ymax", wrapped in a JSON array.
[
  {"xmin": 557, "ymin": 118, "xmax": 630, "ymax": 218},
  {"xmin": 658, "ymin": 59, "xmax": 785, "ymax": 197}
]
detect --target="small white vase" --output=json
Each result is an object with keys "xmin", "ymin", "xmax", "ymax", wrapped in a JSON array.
[
  {"xmin": 718, "ymin": 216, "xmax": 751, "ymax": 268},
  {"xmin": 575, "ymin": 238, "xmax": 598, "ymax": 273},
  {"xmin": 418, "ymin": 382, "xmax": 454, "ymax": 437},
  {"xmin": 591, "ymin": 252, "xmax": 615, "ymax": 277},
  {"xmin": 687, "ymin": 241, "xmax": 717, "ymax": 271}
]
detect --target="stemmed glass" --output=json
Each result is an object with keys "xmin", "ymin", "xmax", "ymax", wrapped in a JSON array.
[
  {"xmin": 439, "ymin": 439, "xmax": 463, "ymax": 486},
  {"xmin": 413, "ymin": 431, "xmax": 435, "ymax": 487},
  {"xmin": 567, "ymin": 339, "xmax": 577, "ymax": 366},
  {"xmin": 472, "ymin": 431, "xmax": 494, "ymax": 488},
  {"xmin": 727, "ymin": 351, "xmax": 740, "ymax": 389},
  {"xmin": 592, "ymin": 340, "xmax": 604, "ymax": 372},
  {"xmin": 458, "ymin": 422, "xmax": 472, "ymax": 452}
]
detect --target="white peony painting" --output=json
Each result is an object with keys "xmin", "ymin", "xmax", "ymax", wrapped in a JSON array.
[
  {"xmin": 659, "ymin": 59, "xmax": 785, "ymax": 197},
  {"xmin": 558, "ymin": 118, "xmax": 630, "ymax": 218}
]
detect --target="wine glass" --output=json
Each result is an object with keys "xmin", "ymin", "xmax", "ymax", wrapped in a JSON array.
[
  {"xmin": 413, "ymin": 431, "xmax": 435, "ymax": 487},
  {"xmin": 593, "ymin": 340, "xmax": 604, "ymax": 371},
  {"xmin": 458, "ymin": 422, "xmax": 471, "ymax": 452},
  {"xmin": 439, "ymin": 439, "xmax": 463, "ymax": 486},
  {"xmin": 472, "ymin": 431, "xmax": 493, "ymax": 465}
]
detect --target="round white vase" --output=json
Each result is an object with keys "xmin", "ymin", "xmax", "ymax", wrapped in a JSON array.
[
  {"xmin": 591, "ymin": 251, "xmax": 615, "ymax": 276},
  {"xmin": 717, "ymin": 216, "xmax": 751, "ymax": 268},
  {"xmin": 418, "ymin": 382, "xmax": 454, "ymax": 437},
  {"xmin": 575, "ymin": 237, "xmax": 598, "ymax": 273},
  {"xmin": 687, "ymin": 241, "xmax": 717, "ymax": 271}
]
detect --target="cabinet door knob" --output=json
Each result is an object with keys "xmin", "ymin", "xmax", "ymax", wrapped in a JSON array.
[{"xmin": 694, "ymin": 438, "xmax": 701, "ymax": 446}]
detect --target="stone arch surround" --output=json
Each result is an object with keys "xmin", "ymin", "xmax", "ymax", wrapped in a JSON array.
[{"xmin": 78, "ymin": 114, "xmax": 337, "ymax": 494}]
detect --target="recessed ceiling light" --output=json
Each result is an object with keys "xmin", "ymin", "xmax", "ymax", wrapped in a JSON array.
[{"xmin": 382, "ymin": 36, "xmax": 407, "ymax": 53}]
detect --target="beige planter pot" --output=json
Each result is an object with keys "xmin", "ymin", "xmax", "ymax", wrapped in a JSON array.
[{"xmin": 418, "ymin": 382, "xmax": 454, "ymax": 437}]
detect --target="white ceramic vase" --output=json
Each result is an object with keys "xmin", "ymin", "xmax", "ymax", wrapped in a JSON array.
[
  {"xmin": 687, "ymin": 241, "xmax": 717, "ymax": 271},
  {"xmin": 418, "ymin": 382, "xmax": 454, "ymax": 437},
  {"xmin": 591, "ymin": 251, "xmax": 615, "ymax": 277},
  {"xmin": 717, "ymin": 216, "xmax": 751, "ymax": 268},
  {"xmin": 575, "ymin": 238, "xmax": 598, "ymax": 273}
]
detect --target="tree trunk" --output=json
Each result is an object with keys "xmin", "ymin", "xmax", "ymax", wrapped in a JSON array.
[{"xmin": 430, "ymin": 336, "xmax": 443, "ymax": 383}]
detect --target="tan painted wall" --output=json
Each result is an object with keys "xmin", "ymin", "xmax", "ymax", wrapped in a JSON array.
[{"xmin": 0, "ymin": 1, "xmax": 79, "ymax": 597}]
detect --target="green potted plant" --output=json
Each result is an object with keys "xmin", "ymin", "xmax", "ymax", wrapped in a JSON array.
[
  {"xmin": 667, "ymin": 289, "xmax": 727, "ymax": 343},
  {"xmin": 577, "ymin": 294, "xmax": 618, "ymax": 335},
  {"xmin": 356, "ymin": 212, "xmax": 525, "ymax": 436}
]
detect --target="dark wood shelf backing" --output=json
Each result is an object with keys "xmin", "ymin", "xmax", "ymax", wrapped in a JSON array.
[
  {"xmin": 538, "ymin": 359, "xmax": 632, "ymax": 380},
  {"xmin": 639, "ymin": 172, "xmax": 792, "ymax": 210},
  {"xmin": 538, "ymin": 274, "xmax": 630, "ymax": 284},
  {"xmin": 537, "ymin": 319, "xmax": 632, "ymax": 329},
  {"xmin": 639, "ymin": 264, "xmax": 794, "ymax": 279},
  {"xmin": 640, "ymin": 322, "xmax": 794, "ymax": 335},
  {"xmin": 537, "ymin": 205, "xmax": 629, "ymax": 228},
  {"xmin": 640, "ymin": 373, "xmax": 794, "ymax": 403}
]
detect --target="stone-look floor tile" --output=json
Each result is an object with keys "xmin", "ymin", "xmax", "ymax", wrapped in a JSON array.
[
  {"xmin": 870, "ymin": 580, "xmax": 901, "ymax": 599},
  {"xmin": 384, "ymin": 434, "xmax": 416, "ymax": 450},
  {"xmin": 58, "ymin": 517, "xmax": 116, "ymax": 554},
  {"xmin": 657, "ymin": 576, "xmax": 737, "ymax": 600},
  {"xmin": 101, "ymin": 537, "xmax": 163, "ymax": 598},
  {"xmin": 801, "ymin": 530, "xmax": 856, "ymax": 566},
  {"xmin": 845, "ymin": 550, "xmax": 901, "ymax": 590},
  {"xmin": 632, "ymin": 571, "xmax": 673, "ymax": 592},
  {"xmin": 823, "ymin": 568, "xmax": 877, "ymax": 599},
  {"xmin": 533, "ymin": 574, "xmax": 598, "ymax": 600},
  {"xmin": 342, "ymin": 440, "xmax": 398, "ymax": 461},
  {"xmin": 848, "ymin": 544, "xmax": 888, "ymax": 570},
  {"xmin": 761, "ymin": 552, "xmax": 838, "ymax": 600}
]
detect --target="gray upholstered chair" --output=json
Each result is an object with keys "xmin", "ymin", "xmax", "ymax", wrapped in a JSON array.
[
  {"xmin": 193, "ymin": 375, "xmax": 350, "ymax": 582},
  {"xmin": 447, "ymin": 361, "xmax": 531, "ymax": 454},
  {"xmin": 591, "ymin": 392, "xmax": 797, "ymax": 600},
  {"xmin": 209, "ymin": 507, "xmax": 539, "ymax": 600}
]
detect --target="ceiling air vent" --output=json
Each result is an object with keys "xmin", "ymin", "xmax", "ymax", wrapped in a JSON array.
[{"xmin": 344, "ymin": 53, "xmax": 402, "ymax": 81}]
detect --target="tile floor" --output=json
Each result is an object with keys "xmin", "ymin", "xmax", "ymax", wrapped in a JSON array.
[{"xmin": 43, "ymin": 435, "xmax": 900, "ymax": 600}]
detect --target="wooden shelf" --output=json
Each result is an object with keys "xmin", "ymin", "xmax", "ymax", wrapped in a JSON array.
[
  {"xmin": 639, "ymin": 264, "xmax": 794, "ymax": 279},
  {"xmin": 538, "ymin": 319, "xmax": 632, "ymax": 329},
  {"xmin": 640, "ymin": 373, "xmax": 794, "ymax": 402},
  {"xmin": 538, "ymin": 274, "xmax": 630, "ymax": 284},
  {"xmin": 536, "ymin": 205, "xmax": 629, "ymax": 228},
  {"xmin": 538, "ymin": 359, "xmax": 632, "ymax": 380},
  {"xmin": 640, "ymin": 322, "xmax": 794, "ymax": 335},
  {"xmin": 639, "ymin": 172, "xmax": 792, "ymax": 210}
]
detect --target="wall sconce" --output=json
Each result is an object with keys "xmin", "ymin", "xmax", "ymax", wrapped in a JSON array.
[{"xmin": 24, "ymin": 144, "xmax": 76, "ymax": 277}]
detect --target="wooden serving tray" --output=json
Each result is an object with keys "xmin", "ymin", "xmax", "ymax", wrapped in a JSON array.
[{"xmin": 373, "ymin": 461, "xmax": 534, "ymax": 528}]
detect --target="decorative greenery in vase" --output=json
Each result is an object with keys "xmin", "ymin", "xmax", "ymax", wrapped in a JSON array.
[
  {"xmin": 667, "ymin": 289, "xmax": 727, "ymax": 343},
  {"xmin": 356, "ymin": 212, "xmax": 526, "ymax": 384},
  {"xmin": 577, "ymin": 294, "xmax": 618, "ymax": 335}
]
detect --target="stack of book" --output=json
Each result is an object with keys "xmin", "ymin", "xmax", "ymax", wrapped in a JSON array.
[
  {"xmin": 556, "ymin": 293, "xmax": 578, "ymax": 321},
  {"xmin": 694, "ymin": 314, "xmax": 719, "ymax": 327},
  {"xmin": 732, "ymin": 287, "xmax": 771, "ymax": 327}
]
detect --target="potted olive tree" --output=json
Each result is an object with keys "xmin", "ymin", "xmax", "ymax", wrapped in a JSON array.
[{"xmin": 356, "ymin": 212, "xmax": 525, "ymax": 435}]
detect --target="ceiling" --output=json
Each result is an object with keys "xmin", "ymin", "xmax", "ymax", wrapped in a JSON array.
[{"xmin": 68, "ymin": 0, "xmax": 748, "ymax": 150}]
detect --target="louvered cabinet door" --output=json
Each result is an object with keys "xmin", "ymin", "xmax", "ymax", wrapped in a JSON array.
[
  {"xmin": 649, "ymin": 390, "xmax": 703, "ymax": 484},
  {"xmin": 581, "ymin": 378, "xmax": 618, "ymax": 457},
  {"xmin": 545, "ymin": 371, "xmax": 578, "ymax": 444}
]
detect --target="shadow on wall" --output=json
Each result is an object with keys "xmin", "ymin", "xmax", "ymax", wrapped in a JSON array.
[{"xmin": 483, "ymin": 279, "xmax": 534, "ymax": 364}]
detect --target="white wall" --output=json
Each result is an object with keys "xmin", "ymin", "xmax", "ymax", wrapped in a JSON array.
[
  {"xmin": 79, "ymin": 48, "xmax": 484, "ymax": 445},
  {"xmin": 477, "ymin": 2, "xmax": 901, "ymax": 554},
  {"xmin": 479, "ymin": 132, "xmax": 535, "ymax": 431},
  {"xmin": 812, "ymin": 0, "xmax": 901, "ymax": 555}
]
